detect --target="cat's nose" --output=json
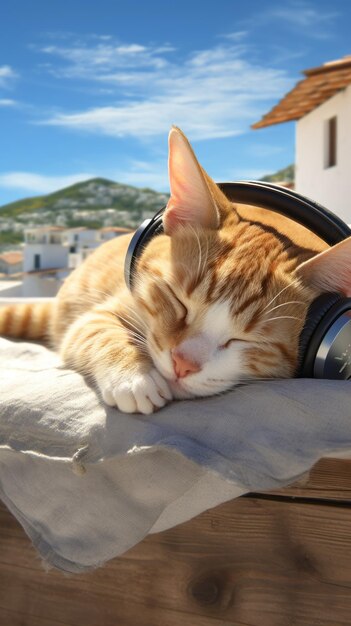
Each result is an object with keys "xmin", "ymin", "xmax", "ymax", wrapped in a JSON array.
[{"xmin": 171, "ymin": 349, "xmax": 201, "ymax": 379}]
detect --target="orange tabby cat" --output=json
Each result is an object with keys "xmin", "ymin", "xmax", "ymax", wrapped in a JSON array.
[{"xmin": 1, "ymin": 127, "xmax": 351, "ymax": 414}]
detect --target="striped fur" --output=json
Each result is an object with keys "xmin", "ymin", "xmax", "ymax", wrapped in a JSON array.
[
  {"xmin": 0, "ymin": 300, "xmax": 53, "ymax": 340},
  {"xmin": 2, "ymin": 127, "xmax": 349, "ymax": 415}
]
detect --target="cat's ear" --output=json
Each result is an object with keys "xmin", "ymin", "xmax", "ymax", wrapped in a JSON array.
[
  {"xmin": 163, "ymin": 126, "xmax": 229, "ymax": 234},
  {"xmin": 297, "ymin": 237, "xmax": 351, "ymax": 297}
]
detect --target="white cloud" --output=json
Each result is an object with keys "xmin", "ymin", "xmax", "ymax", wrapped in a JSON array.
[
  {"xmin": 0, "ymin": 165, "xmax": 169, "ymax": 196},
  {"xmin": 220, "ymin": 31, "xmax": 248, "ymax": 42},
  {"xmin": 0, "ymin": 172, "xmax": 94, "ymax": 194},
  {"xmin": 40, "ymin": 40, "xmax": 172, "ymax": 77},
  {"xmin": 112, "ymin": 160, "xmax": 168, "ymax": 192},
  {"xmin": 254, "ymin": 2, "xmax": 339, "ymax": 39},
  {"xmin": 227, "ymin": 167, "xmax": 272, "ymax": 181},
  {"xmin": 270, "ymin": 4, "xmax": 338, "ymax": 29},
  {"xmin": 38, "ymin": 39, "xmax": 293, "ymax": 141},
  {"xmin": 0, "ymin": 65, "xmax": 18, "ymax": 88},
  {"xmin": 0, "ymin": 99, "xmax": 17, "ymax": 107}
]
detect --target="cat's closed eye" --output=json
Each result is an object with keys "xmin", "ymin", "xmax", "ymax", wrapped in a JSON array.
[
  {"xmin": 219, "ymin": 338, "xmax": 249, "ymax": 349},
  {"xmin": 219, "ymin": 338, "xmax": 239, "ymax": 349},
  {"xmin": 166, "ymin": 286, "xmax": 188, "ymax": 321}
]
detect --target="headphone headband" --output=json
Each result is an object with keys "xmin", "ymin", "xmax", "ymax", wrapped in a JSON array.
[
  {"xmin": 125, "ymin": 181, "xmax": 351, "ymax": 290},
  {"xmin": 218, "ymin": 181, "xmax": 351, "ymax": 244}
]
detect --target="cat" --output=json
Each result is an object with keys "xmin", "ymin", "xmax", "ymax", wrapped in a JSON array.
[{"xmin": 1, "ymin": 126, "xmax": 351, "ymax": 414}]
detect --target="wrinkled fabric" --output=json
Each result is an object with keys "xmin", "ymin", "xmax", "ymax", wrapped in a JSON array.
[{"xmin": 0, "ymin": 337, "xmax": 350, "ymax": 572}]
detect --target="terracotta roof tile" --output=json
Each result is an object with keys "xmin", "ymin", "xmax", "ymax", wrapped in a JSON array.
[
  {"xmin": 252, "ymin": 55, "xmax": 351, "ymax": 129},
  {"xmin": 25, "ymin": 226, "xmax": 65, "ymax": 232},
  {"xmin": 0, "ymin": 251, "xmax": 23, "ymax": 265}
]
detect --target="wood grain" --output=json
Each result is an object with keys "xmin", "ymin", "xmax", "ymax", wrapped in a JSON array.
[
  {"xmin": 2, "ymin": 461, "xmax": 351, "ymax": 626},
  {"xmin": 270, "ymin": 457, "xmax": 351, "ymax": 500}
]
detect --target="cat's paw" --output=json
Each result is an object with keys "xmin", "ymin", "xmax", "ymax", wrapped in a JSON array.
[{"xmin": 100, "ymin": 368, "xmax": 173, "ymax": 414}]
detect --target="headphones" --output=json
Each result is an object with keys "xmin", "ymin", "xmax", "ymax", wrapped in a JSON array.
[{"xmin": 124, "ymin": 181, "xmax": 351, "ymax": 380}]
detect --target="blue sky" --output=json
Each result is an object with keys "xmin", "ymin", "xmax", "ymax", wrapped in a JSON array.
[{"xmin": 0, "ymin": 0, "xmax": 350, "ymax": 205}]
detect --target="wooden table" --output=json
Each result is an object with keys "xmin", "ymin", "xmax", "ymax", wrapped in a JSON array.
[{"xmin": 1, "ymin": 458, "xmax": 351, "ymax": 626}]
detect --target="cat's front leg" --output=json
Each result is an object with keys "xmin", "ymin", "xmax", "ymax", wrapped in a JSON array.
[{"xmin": 59, "ymin": 307, "xmax": 172, "ymax": 414}]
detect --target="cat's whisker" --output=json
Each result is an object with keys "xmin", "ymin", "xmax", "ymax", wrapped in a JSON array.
[
  {"xmin": 115, "ymin": 313, "xmax": 145, "ymax": 336},
  {"xmin": 249, "ymin": 375, "xmax": 276, "ymax": 381},
  {"xmin": 89, "ymin": 287, "xmax": 114, "ymax": 298},
  {"xmin": 263, "ymin": 315, "xmax": 303, "ymax": 323},
  {"xmin": 206, "ymin": 376, "xmax": 274, "ymax": 385},
  {"xmin": 189, "ymin": 224, "xmax": 204, "ymax": 283},
  {"xmin": 119, "ymin": 333, "xmax": 147, "ymax": 353},
  {"xmin": 128, "ymin": 341, "xmax": 148, "ymax": 353},
  {"xmin": 263, "ymin": 300, "xmax": 305, "ymax": 317},
  {"xmin": 124, "ymin": 329, "xmax": 147, "ymax": 341},
  {"xmin": 118, "ymin": 303, "xmax": 146, "ymax": 326},
  {"xmin": 207, "ymin": 377, "xmax": 238, "ymax": 384},
  {"xmin": 261, "ymin": 277, "xmax": 300, "ymax": 313}
]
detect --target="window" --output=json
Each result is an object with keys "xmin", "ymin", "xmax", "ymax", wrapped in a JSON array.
[
  {"xmin": 324, "ymin": 116, "xmax": 337, "ymax": 168},
  {"xmin": 34, "ymin": 254, "xmax": 41, "ymax": 270},
  {"xmin": 49, "ymin": 234, "xmax": 62, "ymax": 244}
]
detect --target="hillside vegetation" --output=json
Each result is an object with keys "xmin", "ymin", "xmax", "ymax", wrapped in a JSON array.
[
  {"xmin": 0, "ymin": 165, "xmax": 295, "ymax": 220},
  {"xmin": 0, "ymin": 178, "xmax": 169, "ymax": 218},
  {"xmin": 260, "ymin": 164, "xmax": 294, "ymax": 183}
]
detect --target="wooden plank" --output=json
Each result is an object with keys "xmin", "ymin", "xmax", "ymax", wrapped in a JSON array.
[
  {"xmin": 0, "ymin": 607, "xmax": 71, "ymax": 626},
  {"xmin": 269, "ymin": 457, "xmax": 351, "ymax": 500},
  {"xmin": 2, "ymin": 495, "xmax": 351, "ymax": 625}
]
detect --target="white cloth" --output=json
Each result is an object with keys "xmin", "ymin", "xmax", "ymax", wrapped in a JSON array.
[{"xmin": 0, "ymin": 337, "xmax": 351, "ymax": 572}]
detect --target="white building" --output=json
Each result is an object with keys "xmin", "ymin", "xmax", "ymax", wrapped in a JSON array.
[
  {"xmin": 21, "ymin": 225, "xmax": 133, "ymax": 293},
  {"xmin": 63, "ymin": 226, "xmax": 131, "ymax": 268},
  {"xmin": 253, "ymin": 55, "xmax": 351, "ymax": 223},
  {"xmin": 24, "ymin": 227, "xmax": 68, "ymax": 272},
  {"xmin": 61, "ymin": 228, "xmax": 100, "ymax": 268},
  {"xmin": 63, "ymin": 228, "xmax": 101, "ymax": 251}
]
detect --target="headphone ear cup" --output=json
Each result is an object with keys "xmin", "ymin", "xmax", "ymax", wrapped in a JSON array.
[
  {"xmin": 297, "ymin": 292, "xmax": 342, "ymax": 377},
  {"xmin": 124, "ymin": 211, "xmax": 165, "ymax": 290}
]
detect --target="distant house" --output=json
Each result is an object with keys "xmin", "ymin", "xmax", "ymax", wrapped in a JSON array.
[
  {"xmin": 253, "ymin": 55, "xmax": 351, "ymax": 223},
  {"xmin": 24, "ymin": 226, "xmax": 68, "ymax": 273},
  {"xmin": 63, "ymin": 228, "xmax": 101, "ymax": 252},
  {"xmin": 64, "ymin": 226, "xmax": 132, "ymax": 268},
  {"xmin": 22, "ymin": 227, "xmax": 69, "ymax": 297},
  {"xmin": 0, "ymin": 251, "xmax": 23, "ymax": 276},
  {"xmin": 61, "ymin": 228, "xmax": 100, "ymax": 268},
  {"xmin": 21, "ymin": 225, "xmax": 133, "ymax": 294}
]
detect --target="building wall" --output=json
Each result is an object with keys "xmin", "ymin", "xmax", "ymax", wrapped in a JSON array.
[
  {"xmin": 64, "ymin": 230, "xmax": 99, "ymax": 247},
  {"xmin": 22, "ymin": 274, "xmax": 64, "ymax": 297},
  {"xmin": 0, "ymin": 260, "xmax": 23, "ymax": 275},
  {"xmin": 24, "ymin": 244, "xmax": 68, "ymax": 272},
  {"xmin": 295, "ymin": 84, "xmax": 351, "ymax": 223},
  {"xmin": 68, "ymin": 249, "xmax": 94, "ymax": 269}
]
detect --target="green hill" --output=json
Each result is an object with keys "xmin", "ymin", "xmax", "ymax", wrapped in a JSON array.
[
  {"xmin": 0, "ymin": 177, "xmax": 169, "ymax": 218},
  {"xmin": 260, "ymin": 164, "xmax": 295, "ymax": 183},
  {"xmin": 0, "ymin": 165, "xmax": 295, "ymax": 220}
]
